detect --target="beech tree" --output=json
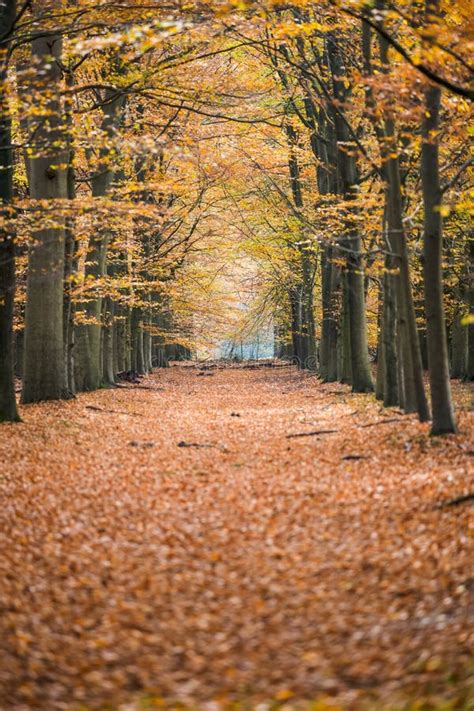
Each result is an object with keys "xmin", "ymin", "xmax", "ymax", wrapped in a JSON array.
[
  {"xmin": 21, "ymin": 5, "xmax": 68, "ymax": 404},
  {"xmin": 0, "ymin": 0, "xmax": 19, "ymax": 421}
]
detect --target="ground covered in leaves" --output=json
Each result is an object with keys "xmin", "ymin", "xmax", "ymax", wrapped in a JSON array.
[{"xmin": 0, "ymin": 365, "xmax": 473, "ymax": 711}]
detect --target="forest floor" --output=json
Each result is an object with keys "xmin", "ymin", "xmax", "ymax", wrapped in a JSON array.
[{"xmin": 0, "ymin": 365, "xmax": 473, "ymax": 711}]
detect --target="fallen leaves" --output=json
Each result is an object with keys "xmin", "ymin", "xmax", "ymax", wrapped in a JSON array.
[{"xmin": 0, "ymin": 367, "xmax": 473, "ymax": 710}]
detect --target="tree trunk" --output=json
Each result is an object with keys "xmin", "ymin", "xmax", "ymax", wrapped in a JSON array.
[
  {"xmin": 22, "ymin": 30, "xmax": 68, "ymax": 404},
  {"xmin": 14, "ymin": 330, "xmax": 23, "ymax": 379},
  {"xmin": 76, "ymin": 88, "xmax": 125, "ymax": 391},
  {"xmin": 63, "ymin": 220, "xmax": 75, "ymax": 396},
  {"xmin": 320, "ymin": 247, "xmax": 339, "ymax": 380},
  {"xmin": 345, "ymin": 235, "xmax": 374, "ymax": 391},
  {"xmin": 115, "ymin": 305, "xmax": 128, "ymax": 372},
  {"xmin": 327, "ymin": 33, "xmax": 373, "ymax": 392},
  {"xmin": 375, "ymin": 284, "xmax": 384, "ymax": 401},
  {"xmin": 102, "ymin": 297, "xmax": 116, "ymax": 385},
  {"xmin": 450, "ymin": 307, "xmax": 467, "ymax": 379},
  {"xmin": 143, "ymin": 330, "xmax": 152, "ymax": 372},
  {"xmin": 466, "ymin": 237, "xmax": 474, "ymax": 381},
  {"xmin": 0, "ymin": 0, "xmax": 20, "ymax": 421},
  {"xmin": 143, "ymin": 306, "xmax": 153, "ymax": 372},
  {"xmin": 303, "ymin": 96, "xmax": 339, "ymax": 380},
  {"xmin": 364, "ymin": 18, "xmax": 429, "ymax": 419},
  {"xmin": 396, "ymin": 329, "xmax": 405, "ymax": 410},
  {"xmin": 131, "ymin": 307, "xmax": 146, "ymax": 374},
  {"xmin": 300, "ymin": 250, "xmax": 317, "ymax": 370},
  {"xmin": 340, "ymin": 272, "xmax": 353, "ymax": 384},
  {"xmin": 382, "ymin": 268, "xmax": 399, "ymax": 407},
  {"xmin": 286, "ymin": 123, "xmax": 317, "ymax": 370},
  {"xmin": 289, "ymin": 286, "xmax": 303, "ymax": 367},
  {"xmin": 62, "ymin": 71, "xmax": 77, "ymax": 397},
  {"xmin": 376, "ymin": 204, "xmax": 399, "ymax": 406},
  {"xmin": 327, "ymin": 256, "xmax": 340, "ymax": 382},
  {"xmin": 124, "ymin": 309, "xmax": 132, "ymax": 370},
  {"xmin": 416, "ymin": 300, "xmax": 429, "ymax": 370},
  {"xmin": 385, "ymin": 137, "xmax": 429, "ymax": 419},
  {"xmin": 421, "ymin": 82, "xmax": 457, "ymax": 434}
]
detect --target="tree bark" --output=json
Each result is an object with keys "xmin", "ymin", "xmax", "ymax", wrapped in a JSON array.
[
  {"xmin": 466, "ymin": 237, "xmax": 474, "ymax": 381},
  {"xmin": 340, "ymin": 272, "xmax": 353, "ymax": 384},
  {"xmin": 0, "ymin": 0, "xmax": 20, "ymax": 420},
  {"xmin": 62, "ymin": 71, "xmax": 77, "ymax": 397},
  {"xmin": 375, "ymin": 283, "xmax": 384, "ymax": 401},
  {"xmin": 131, "ymin": 307, "xmax": 146, "ymax": 374},
  {"xmin": 450, "ymin": 261, "xmax": 468, "ymax": 379},
  {"xmin": 286, "ymin": 124, "xmax": 317, "ymax": 370},
  {"xmin": 22, "ymin": 28, "xmax": 68, "ymax": 403},
  {"xmin": 382, "ymin": 267, "xmax": 399, "ymax": 407},
  {"xmin": 421, "ymin": 82, "xmax": 457, "ymax": 434},
  {"xmin": 102, "ymin": 297, "xmax": 116, "ymax": 385},
  {"xmin": 450, "ymin": 308, "xmax": 467, "ymax": 379},
  {"xmin": 289, "ymin": 285, "xmax": 303, "ymax": 366}
]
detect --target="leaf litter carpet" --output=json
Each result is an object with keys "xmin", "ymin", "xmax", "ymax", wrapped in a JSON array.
[{"xmin": 0, "ymin": 366, "xmax": 473, "ymax": 710}]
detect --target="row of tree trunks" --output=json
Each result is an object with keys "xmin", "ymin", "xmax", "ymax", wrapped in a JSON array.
[
  {"xmin": 15, "ymin": 32, "xmax": 169, "ymax": 400},
  {"xmin": 377, "ymin": 30, "xmax": 430, "ymax": 421},
  {"xmin": 76, "ymin": 88, "xmax": 126, "ymax": 391},
  {"xmin": 327, "ymin": 32, "xmax": 374, "ymax": 393},
  {"xmin": 360, "ymin": 19, "xmax": 429, "ymax": 418}
]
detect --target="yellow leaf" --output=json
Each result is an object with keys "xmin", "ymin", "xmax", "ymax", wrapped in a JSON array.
[
  {"xmin": 436, "ymin": 204, "xmax": 451, "ymax": 217},
  {"xmin": 425, "ymin": 655, "xmax": 442, "ymax": 672},
  {"xmin": 275, "ymin": 688, "xmax": 294, "ymax": 700}
]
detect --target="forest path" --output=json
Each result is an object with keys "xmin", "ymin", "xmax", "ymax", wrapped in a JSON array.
[{"xmin": 0, "ymin": 366, "xmax": 473, "ymax": 709}]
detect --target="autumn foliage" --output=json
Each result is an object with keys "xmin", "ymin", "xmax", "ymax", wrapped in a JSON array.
[{"xmin": 0, "ymin": 0, "xmax": 473, "ymax": 708}]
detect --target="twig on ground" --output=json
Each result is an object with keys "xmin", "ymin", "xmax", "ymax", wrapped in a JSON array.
[
  {"xmin": 436, "ymin": 493, "xmax": 474, "ymax": 508},
  {"xmin": 358, "ymin": 418, "xmax": 405, "ymax": 428},
  {"xmin": 286, "ymin": 429, "xmax": 338, "ymax": 439},
  {"xmin": 86, "ymin": 405, "xmax": 143, "ymax": 417},
  {"xmin": 177, "ymin": 440, "xmax": 215, "ymax": 448}
]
